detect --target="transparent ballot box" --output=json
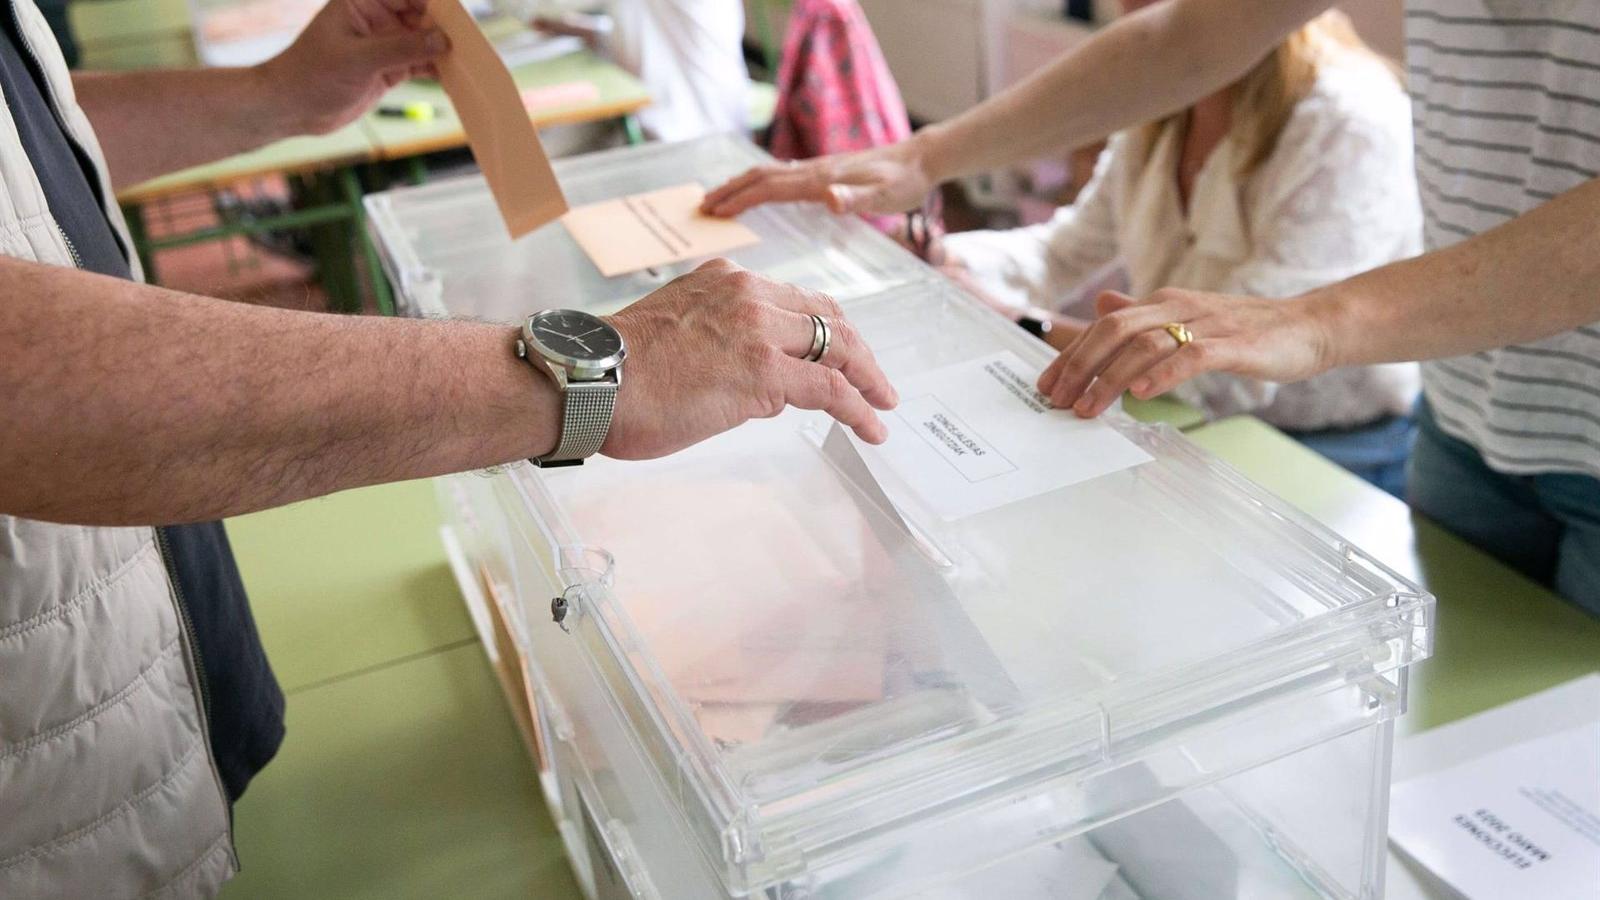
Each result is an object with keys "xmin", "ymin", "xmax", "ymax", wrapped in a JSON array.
[
  {"xmin": 364, "ymin": 135, "xmax": 932, "ymax": 320},
  {"xmin": 370, "ymin": 138, "xmax": 1434, "ymax": 900}
]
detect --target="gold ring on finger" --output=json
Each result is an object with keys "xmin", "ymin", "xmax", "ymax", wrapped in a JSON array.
[{"xmin": 1163, "ymin": 322, "xmax": 1193, "ymax": 349}]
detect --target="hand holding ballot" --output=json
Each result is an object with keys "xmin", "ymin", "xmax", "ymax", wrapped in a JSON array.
[
  {"xmin": 603, "ymin": 259, "xmax": 899, "ymax": 459},
  {"xmin": 268, "ymin": 0, "xmax": 569, "ymax": 238},
  {"xmin": 262, "ymin": 0, "xmax": 449, "ymax": 135}
]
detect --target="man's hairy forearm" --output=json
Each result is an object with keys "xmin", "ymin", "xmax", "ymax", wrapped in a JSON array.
[
  {"xmin": 916, "ymin": 0, "xmax": 1331, "ymax": 182},
  {"xmin": 0, "ymin": 258, "xmax": 555, "ymax": 525},
  {"xmin": 1314, "ymin": 176, "xmax": 1600, "ymax": 369},
  {"xmin": 74, "ymin": 68, "xmax": 305, "ymax": 189}
]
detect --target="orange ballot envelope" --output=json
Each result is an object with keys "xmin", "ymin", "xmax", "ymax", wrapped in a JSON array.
[
  {"xmin": 427, "ymin": 0, "xmax": 566, "ymax": 238},
  {"xmin": 561, "ymin": 184, "xmax": 761, "ymax": 277}
]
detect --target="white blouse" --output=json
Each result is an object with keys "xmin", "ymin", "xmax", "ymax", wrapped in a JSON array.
[
  {"xmin": 609, "ymin": 0, "xmax": 749, "ymax": 142},
  {"xmin": 947, "ymin": 55, "xmax": 1423, "ymax": 431}
]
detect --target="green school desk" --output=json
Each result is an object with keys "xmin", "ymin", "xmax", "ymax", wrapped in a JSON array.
[{"xmin": 1185, "ymin": 415, "xmax": 1600, "ymax": 733}]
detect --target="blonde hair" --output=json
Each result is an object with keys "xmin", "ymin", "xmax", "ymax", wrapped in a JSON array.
[{"xmin": 1140, "ymin": 11, "xmax": 1397, "ymax": 176}]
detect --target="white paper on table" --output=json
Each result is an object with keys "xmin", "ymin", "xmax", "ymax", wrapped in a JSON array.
[
  {"xmin": 854, "ymin": 350, "xmax": 1152, "ymax": 521},
  {"xmin": 1389, "ymin": 720, "xmax": 1600, "ymax": 899}
]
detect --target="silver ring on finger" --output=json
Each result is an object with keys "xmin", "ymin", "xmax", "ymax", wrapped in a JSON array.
[
  {"xmin": 804, "ymin": 314, "xmax": 833, "ymax": 363},
  {"xmin": 803, "ymin": 314, "xmax": 826, "ymax": 362}
]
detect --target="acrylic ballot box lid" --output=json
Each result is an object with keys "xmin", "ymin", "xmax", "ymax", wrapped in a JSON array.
[
  {"xmin": 368, "ymin": 140, "xmax": 1434, "ymax": 897},
  {"xmin": 364, "ymin": 135, "xmax": 930, "ymax": 320}
]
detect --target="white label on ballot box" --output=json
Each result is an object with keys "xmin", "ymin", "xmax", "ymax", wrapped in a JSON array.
[
  {"xmin": 860, "ymin": 351, "xmax": 1151, "ymax": 520},
  {"xmin": 1389, "ymin": 721, "xmax": 1600, "ymax": 899}
]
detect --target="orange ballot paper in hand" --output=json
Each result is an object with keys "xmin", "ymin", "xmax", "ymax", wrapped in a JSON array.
[
  {"xmin": 427, "ymin": 0, "xmax": 566, "ymax": 238},
  {"xmin": 561, "ymin": 184, "xmax": 760, "ymax": 277}
]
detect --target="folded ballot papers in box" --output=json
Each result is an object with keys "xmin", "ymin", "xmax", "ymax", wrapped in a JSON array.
[{"xmin": 367, "ymin": 135, "xmax": 1435, "ymax": 900}]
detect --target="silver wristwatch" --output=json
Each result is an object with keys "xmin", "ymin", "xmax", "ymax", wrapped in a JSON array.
[{"xmin": 516, "ymin": 309, "xmax": 626, "ymax": 468}]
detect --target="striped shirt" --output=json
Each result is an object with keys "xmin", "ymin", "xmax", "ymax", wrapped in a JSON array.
[{"xmin": 1407, "ymin": 1, "xmax": 1600, "ymax": 478}]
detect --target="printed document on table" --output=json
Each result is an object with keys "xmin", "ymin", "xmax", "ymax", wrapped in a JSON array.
[
  {"xmin": 855, "ymin": 351, "xmax": 1152, "ymax": 521},
  {"xmin": 562, "ymin": 183, "xmax": 760, "ymax": 276},
  {"xmin": 1389, "ymin": 720, "xmax": 1600, "ymax": 899}
]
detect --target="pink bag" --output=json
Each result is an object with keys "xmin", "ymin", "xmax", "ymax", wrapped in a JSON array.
[{"xmin": 768, "ymin": 0, "xmax": 929, "ymax": 235}]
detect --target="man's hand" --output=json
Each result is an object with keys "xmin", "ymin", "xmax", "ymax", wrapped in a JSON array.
[
  {"xmin": 1037, "ymin": 288, "xmax": 1331, "ymax": 417},
  {"xmin": 602, "ymin": 260, "xmax": 898, "ymax": 460},
  {"xmin": 702, "ymin": 139, "xmax": 936, "ymax": 219},
  {"xmin": 262, "ymin": 0, "xmax": 448, "ymax": 135},
  {"xmin": 75, "ymin": 0, "xmax": 449, "ymax": 186}
]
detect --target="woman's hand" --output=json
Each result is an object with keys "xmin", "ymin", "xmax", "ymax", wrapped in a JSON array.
[
  {"xmin": 1037, "ymin": 288, "xmax": 1334, "ymax": 416},
  {"xmin": 702, "ymin": 138, "xmax": 938, "ymax": 218}
]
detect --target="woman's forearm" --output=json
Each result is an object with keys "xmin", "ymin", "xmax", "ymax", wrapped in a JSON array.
[
  {"xmin": 914, "ymin": 0, "xmax": 1330, "ymax": 183},
  {"xmin": 1315, "ymin": 176, "xmax": 1600, "ymax": 369}
]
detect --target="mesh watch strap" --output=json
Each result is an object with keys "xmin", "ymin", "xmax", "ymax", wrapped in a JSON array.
[{"xmin": 537, "ymin": 380, "xmax": 616, "ymax": 467}]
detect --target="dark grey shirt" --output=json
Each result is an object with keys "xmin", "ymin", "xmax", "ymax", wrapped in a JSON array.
[{"xmin": 0, "ymin": 10, "xmax": 125, "ymax": 277}]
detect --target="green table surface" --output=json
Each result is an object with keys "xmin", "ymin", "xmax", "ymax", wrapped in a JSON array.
[
  {"xmin": 76, "ymin": 31, "xmax": 198, "ymax": 72},
  {"xmin": 1122, "ymin": 394, "xmax": 1207, "ymax": 431},
  {"xmin": 219, "ymin": 642, "xmax": 579, "ymax": 900},
  {"xmin": 117, "ymin": 119, "xmax": 377, "ymax": 205},
  {"xmin": 363, "ymin": 49, "xmax": 651, "ymax": 161},
  {"xmin": 1185, "ymin": 416, "xmax": 1600, "ymax": 733},
  {"xmin": 226, "ymin": 481, "xmax": 478, "ymax": 694},
  {"xmin": 223, "ymin": 480, "xmax": 582, "ymax": 899},
  {"xmin": 69, "ymin": 0, "xmax": 192, "ymax": 45}
]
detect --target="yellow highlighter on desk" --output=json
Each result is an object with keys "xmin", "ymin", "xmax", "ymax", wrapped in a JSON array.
[{"xmin": 375, "ymin": 101, "xmax": 438, "ymax": 122}]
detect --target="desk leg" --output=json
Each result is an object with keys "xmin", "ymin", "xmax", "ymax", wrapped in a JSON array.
[
  {"xmin": 405, "ymin": 155, "xmax": 428, "ymax": 186},
  {"xmin": 339, "ymin": 167, "xmax": 395, "ymax": 317},
  {"xmin": 298, "ymin": 173, "xmax": 361, "ymax": 313},
  {"xmin": 121, "ymin": 202, "xmax": 158, "ymax": 283},
  {"xmin": 622, "ymin": 113, "xmax": 645, "ymax": 146}
]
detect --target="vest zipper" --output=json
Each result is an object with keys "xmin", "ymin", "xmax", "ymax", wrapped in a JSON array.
[
  {"xmin": 8, "ymin": 0, "xmax": 124, "ymax": 274},
  {"xmin": 156, "ymin": 527, "xmax": 212, "ymax": 718},
  {"xmin": 58, "ymin": 227, "xmax": 81, "ymax": 268},
  {"xmin": 155, "ymin": 526, "xmax": 240, "ymax": 860}
]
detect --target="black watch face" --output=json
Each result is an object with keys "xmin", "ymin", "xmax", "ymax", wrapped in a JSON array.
[{"xmin": 528, "ymin": 310, "xmax": 623, "ymax": 364}]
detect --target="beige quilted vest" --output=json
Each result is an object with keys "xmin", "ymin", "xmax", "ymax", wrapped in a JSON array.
[{"xmin": 0, "ymin": 2, "xmax": 235, "ymax": 896}]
